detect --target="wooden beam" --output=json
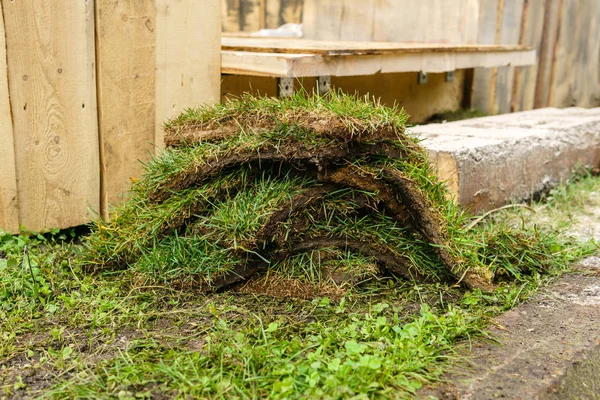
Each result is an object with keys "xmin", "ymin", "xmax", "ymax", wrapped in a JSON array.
[
  {"xmin": 2, "ymin": 0, "xmax": 100, "ymax": 231},
  {"xmin": 222, "ymin": 48, "xmax": 536, "ymax": 78},
  {"xmin": 222, "ymin": 37, "xmax": 533, "ymax": 55},
  {"xmin": 0, "ymin": 3, "xmax": 18, "ymax": 233}
]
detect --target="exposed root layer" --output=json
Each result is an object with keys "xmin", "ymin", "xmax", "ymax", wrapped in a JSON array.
[
  {"xmin": 150, "ymin": 141, "xmax": 407, "ymax": 202},
  {"xmin": 82, "ymin": 93, "xmax": 551, "ymax": 297}
]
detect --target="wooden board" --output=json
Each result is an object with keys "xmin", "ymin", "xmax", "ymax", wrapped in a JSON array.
[
  {"xmin": 2, "ymin": 0, "xmax": 100, "ymax": 231},
  {"xmin": 155, "ymin": 0, "xmax": 221, "ymax": 149},
  {"xmin": 511, "ymin": 0, "xmax": 547, "ymax": 112},
  {"xmin": 533, "ymin": 0, "xmax": 562, "ymax": 108},
  {"xmin": 471, "ymin": 0, "xmax": 524, "ymax": 114},
  {"xmin": 95, "ymin": 0, "xmax": 157, "ymax": 212},
  {"xmin": 223, "ymin": 0, "xmax": 303, "ymax": 32},
  {"xmin": 303, "ymin": 0, "xmax": 479, "ymax": 44},
  {"xmin": 549, "ymin": 0, "xmax": 600, "ymax": 108},
  {"xmin": 0, "ymin": 4, "xmax": 19, "ymax": 233},
  {"xmin": 372, "ymin": 0, "xmax": 479, "ymax": 44},
  {"xmin": 271, "ymin": 0, "xmax": 303, "ymax": 28},
  {"xmin": 222, "ymin": 48, "xmax": 536, "ymax": 77},
  {"xmin": 222, "ymin": 37, "xmax": 533, "ymax": 55}
]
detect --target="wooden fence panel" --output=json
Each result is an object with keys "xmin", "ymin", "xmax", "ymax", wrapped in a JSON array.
[
  {"xmin": 510, "ymin": 0, "xmax": 547, "ymax": 112},
  {"xmin": 95, "ymin": 0, "xmax": 157, "ymax": 213},
  {"xmin": 0, "ymin": 4, "xmax": 18, "ymax": 233},
  {"xmin": 223, "ymin": 0, "xmax": 302, "ymax": 32},
  {"xmin": 471, "ymin": 0, "xmax": 524, "ymax": 115},
  {"xmin": 268, "ymin": 0, "xmax": 302, "ymax": 29},
  {"xmin": 303, "ymin": 0, "xmax": 479, "ymax": 44},
  {"xmin": 155, "ymin": 0, "xmax": 221, "ymax": 148},
  {"xmin": 95, "ymin": 0, "xmax": 221, "ymax": 214},
  {"xmin": 2, "ymin": 0, "xmax": 99, "ymax": 232},
  {"xmin": 549, "ymin": 0, "xmax": 600, "ymax": 108}
]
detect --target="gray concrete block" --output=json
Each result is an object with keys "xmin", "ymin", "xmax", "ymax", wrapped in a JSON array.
[{"xmin": 411, "ymin": 107, "xmax": 600, "ymax": 212}]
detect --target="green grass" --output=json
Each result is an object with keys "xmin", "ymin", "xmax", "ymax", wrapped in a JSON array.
[
  {"xmin": 80, "ymin": 93, "xmax": 557, "ymax": 292},
  {"xmin": 2, "ymin": 93, "xmax": 599, "ymax": 398},
  {"xmin": 1, "ymin": 173, "xmax": 598, "ymax": 399}
]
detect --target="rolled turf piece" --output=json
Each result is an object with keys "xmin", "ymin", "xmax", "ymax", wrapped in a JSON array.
[{"xmin": 82, "ymin": 93, "xmax": 506, "ymax": 292}]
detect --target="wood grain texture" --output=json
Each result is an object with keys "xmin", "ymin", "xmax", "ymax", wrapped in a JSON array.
[
  {"xmin": 222, "ymin": 37, "xmax": 532, "ymax": 55},
  {"xmin": 302, "ymin": 0, "xmax": 343, "ymax": 40},
  {"xmin": 534, "ymin": 0, "xmax": 561, "ymax": 108},
  {"xmin": 221, "ymin": 48, "xmax": 536, "ymax": 77},
  {"xmin": 2, "ymin": 0, "xmax": 99, "ymax": 231},
  {"xmin": 471, "ymin": 0, "xmax": 524, "ymax": 115},
  {"xmin": 303, "ymin": 0, "xmax": 479, "ymax": 44},
  {"xmin": 0, "ymin": 4, "xmax": 18, "ymax": 233},
  {"xmin": 373, "ymin": 0, "xmax": 479, "ymax": 44},
  {"xmin": 548, "ymin": 0, "xmax": 600, "ymax": 108},
  {"xmin": 95, "ymin": 0, "xmax": 157, "ymax": 211},
  {"xmin": 338, "ymin": 0, "xmax": 375, "ymax": 42},
  {"xmin": 222, "ymin": 0, "xmax": 242, "ymax": 31},
  {"xmin": 276, "ymin": 0, "xmax": 302, "ymax": 27},
  {"xmin": 155, "ymin": 0, "xmax": 221, "ymax": 149},
  {"xmin": 224, "ymin": 0, "xmax": 302, "ymax": 32},
  {"xmin": 510, "ymin": 0, "xmax": 545, "ymax": 111}
]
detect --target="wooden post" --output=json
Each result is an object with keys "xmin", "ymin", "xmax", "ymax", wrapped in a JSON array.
[
  {"xmin": 2, "ymin": 0, "xmax": 100, "ymax": 232},
  {"xmin": 96, "ymin": 0, "xmax": 221, "ymax": 215},
  {"xmin": 0, "ymin": 4, "xmax": 18, "ymax": 233}
]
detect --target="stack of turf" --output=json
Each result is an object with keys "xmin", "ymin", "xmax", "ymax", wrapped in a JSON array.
[{"xmin": 82, "ymin": 93, "xmax": 556, "ymax": 293}]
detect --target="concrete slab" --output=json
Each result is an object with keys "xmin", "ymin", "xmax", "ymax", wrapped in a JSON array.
[
  {"xmin": 412, "ymin": 108, "xmax": 600, "ymax": 213},
  {"xmin": 422, "ymin": 257, "xmax": 600, "ymax": 400}
]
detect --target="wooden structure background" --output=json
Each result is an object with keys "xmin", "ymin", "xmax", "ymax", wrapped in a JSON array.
[
  {"xmin": 222, "ymin": 0, "xmax": 302, "ymax": 32},
  {"xmin": 472, "ymin": 0, "xmax": 600, "ymax": 114},
  {"xmin": 223, "ymin": 0, "xmax": 600, "ymax": 114},
  {"xmin": 0, "ymin": 0, "xmax": 220, "ymax": 233}
]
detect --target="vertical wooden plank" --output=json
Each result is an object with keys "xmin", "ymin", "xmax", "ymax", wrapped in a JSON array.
[
  {"xmin": 472, "ymin": 0, "xmax": 524, "ymax": 114},
  {"xmin": 463, "ymin": 0, "xmax": 480, "ymax": 44},
  {"xmin": 339, "ymin": 0, "xmax": 376, "ymax": 42},
  {"xmin": 264, "ymin": 0, "xmax": 280, "ymax": 28},
  {"xmin": 549, "ymin": 0, "xmax": 600, "ymax": 108},
  {"xmin": 2, "ymin": 0, "xmax": 99, "ymax": 231},
  {"xmin": 372, "ymin": 0, "xmax": 479, "ymax": 44},
  {"xmin": 222, "ymin": 0, "xmax": 241, "ymax": 32},
  {"xmin": 278, "ymin": 0, "xmax": 303, "ymax": 26},
  {"xmin": 302, "ymin": 0, "xmax": 343, "ymax": 40},
  {"xmin": 471, "ymin": 0, "xmax": 499, "ymax": 113},
  {"xmin": 494, "ymin": 0, "xmax": 524, "ymax": 114},
  {"xmin": 534, "ymin": 0, "xmax": 561, "ymax": 108},
  {"xmin": 239, "ymin": 0, "xmax": 261, "ymax": 32},
  {"xmin": 95, "ymin": 0, "xmax": 156, "ymax": 211},
  {"xmin": 0, "ymin": 4, "xmax": 18, "ymax": 233},
  {"xmin": 510, "ymin": 0, "xmax": 545, "ymax": 111},
  {"xmin": 259, "ymin": 0, "xmax": 266, "ymax": 29},
  {"xmin": 155, "ymin": 0, "xmax": 221, "ymax": 149}
]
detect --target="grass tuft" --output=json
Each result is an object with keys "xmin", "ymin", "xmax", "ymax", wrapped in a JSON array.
[{"xmin": 80, "ymin": 92, "xmax": 590, "ymax": 295}]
